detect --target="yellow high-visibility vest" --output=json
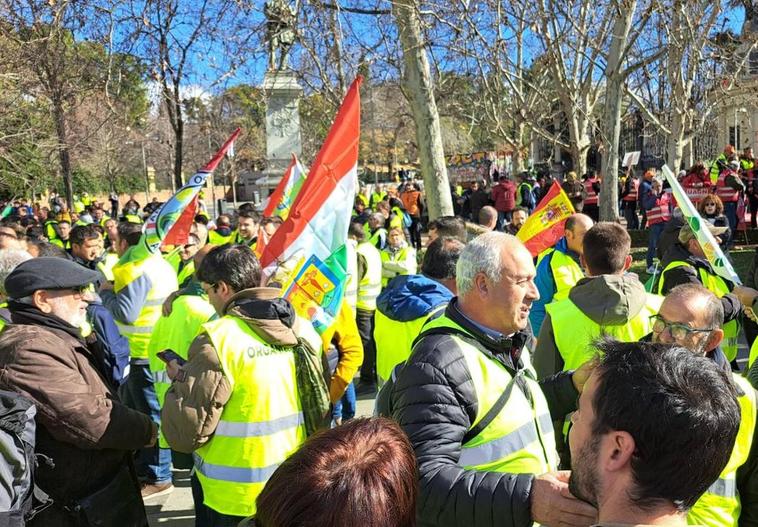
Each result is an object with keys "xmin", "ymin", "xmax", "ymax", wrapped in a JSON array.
[
  {"xmin": 113, "ymin": 249, "xmax": 178, "ymax": 360},
  {"xmin": 688, "ymin": 374, "xmax": 757, "ymax": 527},
  {"xmin": 546, "ymin": 293, "xmax": 663, "ymax": 371},
  {"xmin": 194, "ymin": 316, "xmax": 306, "ymax": 517},
  {"xmin": 421, "ymin": 315, "xmax": 558, "ymax": 473},
  {"xmin": 148, "ymin": 293, "xmax": 215, "ymax": 448},
  {"xmin": 355, "ymin": 241, "xmax": 381, "ymax": 311}
]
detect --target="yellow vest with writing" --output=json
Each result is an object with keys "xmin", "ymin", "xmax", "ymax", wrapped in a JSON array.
[
  {"xmin": 356, "ymin": 241, "xmax": 382, "ymax": 311},
  {"xmin": 194, "ymin": 316, "xmax": 306, "ymax": 517},
  {"xmin": 658, "ymin": 261, "xmax": 739, "ymax": 361},
  {"xmin": 421, "ymin": 315, "xmax": 559, "ymax": 473},
  {"xmin": 113, "ymin": 249, "xmax": 179, "ymax": 359},
  {"xmin": 148, "ymin": 294, "xmax": 215, "ymax": 448},
  {"xmin": 688, "ymin": 374, "xmax": 757, "ymax": 527}
]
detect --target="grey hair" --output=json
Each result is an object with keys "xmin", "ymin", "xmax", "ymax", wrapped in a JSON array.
[
  {"xmin": 456, "ymin": 231, "xmax": 511, "ymax": 296},
  {"xmin": 0, "ymin": 249, "xmax": 31, "ymax": 297},
  {"xmin": 666, "ymin": 283, "xmax": 724, "ymax": 330}
]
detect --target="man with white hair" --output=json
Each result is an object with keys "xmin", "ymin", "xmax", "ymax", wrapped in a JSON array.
[{"xmin": 387, "ymin": 231, "xmax": 596, "ymax": 527}]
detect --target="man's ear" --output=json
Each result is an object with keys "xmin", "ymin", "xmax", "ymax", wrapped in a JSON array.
[
  {"xmin": 604, "ymin": 430, "xmax": 636, "ymax": 473},
  {"xmin": 32, "ymin": 290, "xmax": 52, "ymax": 314},
  {"xmin": 474, "ymin": 273, "xmax": 489, "ymax": 298},
  {"xmin": 217, "ymin": 281, "xmax": 232, "ymax": 299},
  {"xmin": 705, "ymin": 328, "xmax": 724, "ymax": 353},
  {"xmin": 623, "ymin": 254, "xmax": 633, "ymax": 272}
]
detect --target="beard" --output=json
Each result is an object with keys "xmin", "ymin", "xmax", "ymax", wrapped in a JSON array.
[{"xmin": 568, "ymin": 434, "xmax": 601, "ymax": 508}]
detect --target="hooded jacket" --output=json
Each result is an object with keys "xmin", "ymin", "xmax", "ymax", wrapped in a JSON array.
[
  {"xmin": 533, "ymin": 273, "xmax": 658, "ymax": 379},
  {"xmin": 374, "ymin": 274, "xmax": 453, "ymax": 385},
  {"xmin": 161, "ymin": 287, "xmax": 321, "ymax": 453}
]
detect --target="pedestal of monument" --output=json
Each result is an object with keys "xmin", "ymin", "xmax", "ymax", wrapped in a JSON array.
[{"xmin": 261, "ymin": 70, "xmax": 303, "ymax": 197}]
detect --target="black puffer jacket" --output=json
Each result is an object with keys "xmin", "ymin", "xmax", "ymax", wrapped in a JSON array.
[{"xmin": 384, "ymin": 299, "xmax": 578, "ymax": 527}]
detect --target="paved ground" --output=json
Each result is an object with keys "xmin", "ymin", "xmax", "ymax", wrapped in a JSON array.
[{"xmin": 147, "ymin": 391, "xmax": 377, "ymax": 525}]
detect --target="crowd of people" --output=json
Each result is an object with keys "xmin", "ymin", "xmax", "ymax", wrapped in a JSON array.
[{"xmin": 0, "ymin": 164, "xmax": 757, "ymax": 527}]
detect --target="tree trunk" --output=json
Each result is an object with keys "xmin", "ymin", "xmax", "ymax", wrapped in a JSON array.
[
  {"xmin": 600, "ymin": 1, "xmax": 635, "ymax": 222},
  {"xmin": 52, "ymin": 96, "xmax": 74, "ymax": 209},
  {"xmin": 393, "ymin": 0, "xmax": 453, "ymax": 219},
  {"xmin": 173, "ymin": 98, "xmax": 184, "ymax": 190},
  {"xmin": 667, "ymin": 110, "xmax": 686, "ymax": 172}
]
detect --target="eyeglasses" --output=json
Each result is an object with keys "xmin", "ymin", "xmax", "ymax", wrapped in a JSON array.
[{"xmin": 650, "ymin": 315, "xmax": 713, "ymax": 340}]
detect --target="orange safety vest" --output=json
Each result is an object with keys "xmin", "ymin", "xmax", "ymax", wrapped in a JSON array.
[
  {"xmin": 716, "ymin": 171, "xmax": 740, "ymax": 203},
  {"xmin": 584, "ymin": 179, "xmax": 599, "ymax": 205}
]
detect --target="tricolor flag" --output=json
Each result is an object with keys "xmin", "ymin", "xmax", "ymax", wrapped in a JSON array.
[
  {"xmin": 263, "ymin": 153, "xmax": 307, "ymax": 221},
  {"xmin": 661, "ymin": 165, "xmax": 741, "ymax": 285},
  {"xmin": 516, "ymin": 181, "xmax": 575, "ymax": 257},
  {"xmin": 142, "ymin": 128, "xmax": 240, "ymax": 254},
  {"xmin": 260, "ymin": 76, "xmax": 362, "ymax": 333}
]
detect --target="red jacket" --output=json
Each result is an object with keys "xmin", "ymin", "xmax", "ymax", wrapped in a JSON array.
[
  {"xmin": 491, "ymin": 180, "xmax": 516, "ymax": 212},
  {"xmin": 647, "ymin": 192, "xmax": 672, "ymax": 226}
]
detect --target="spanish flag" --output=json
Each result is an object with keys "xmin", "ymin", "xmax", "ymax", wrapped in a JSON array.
[{"xmin": 516, "ymin": 181, "xmax": 575, "ymax": 257}]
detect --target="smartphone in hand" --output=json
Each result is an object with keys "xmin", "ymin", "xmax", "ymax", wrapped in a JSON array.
[{"xmin": 156, "ymin": 349, "xmax": 186, "ymax": 366}]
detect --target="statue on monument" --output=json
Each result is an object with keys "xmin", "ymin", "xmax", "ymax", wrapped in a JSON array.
[{"xmin": 265, "ymin": 0, "xmax": 296, "ymax": 71}]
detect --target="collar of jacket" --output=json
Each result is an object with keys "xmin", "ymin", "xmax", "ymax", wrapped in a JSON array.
[
  {"xmin": 221, "ymin": 287, "xmax": 300, "ymax": 347},
  {"xmin": 445, "ymin": 298, "xmax": 528, "ymax": 367},
  {"xmin": 8, "ymin": 300, "xmax": 85, "ymax": 343}
]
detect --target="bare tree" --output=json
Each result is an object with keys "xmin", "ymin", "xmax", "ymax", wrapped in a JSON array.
[
  {"xmin": 393, "ymin": 0, "xmax": 453, "ymax": 218},
  {"xmin": 125, "ymin": 0, "xmax": 257, "ymax": 190}
]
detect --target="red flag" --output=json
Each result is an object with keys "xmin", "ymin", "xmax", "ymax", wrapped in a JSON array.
[
  {"xmin": 161, "ymin": 196, "xmax": 198, "ymax": 248},
  {"xmin": 516, "ymin": 181, "xmax": 575, "ymax": 257}
]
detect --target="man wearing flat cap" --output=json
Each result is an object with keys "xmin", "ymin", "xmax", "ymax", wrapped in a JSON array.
[
  {"xmin": 0, "ymin": 257, "xmax": 156, "ymax": 526},
  {"xmin": 658, "ymin": 223, "xmax": 758, "ymax": 365}
]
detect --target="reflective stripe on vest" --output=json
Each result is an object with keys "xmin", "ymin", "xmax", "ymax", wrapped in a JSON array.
[
  {"xmin": 584, "ymin": 179, "xmax": 598, "ymax": 205},
  {"xmin": 688, "ymin": 374, "xmax": 757, "ymax": 527},
  {"xmin": 193, "ymin": 453, "xmax": 279, "ymax": 484},
  {"xmin": 658, "ymin": 261, "xmax": 739, "ymax": 361},
  {"xmin": 114, "ymin": 250, "xmax": 179, "ymax": 359},
  {"xmin": 194, "ymin": 316, "xmax": 306, "ymax": 517},
  {"xmin": 546, "ymin": 293, "xmax": 663, "ymax": 371},
  {"xmin": 422, "ymin": 315, "xmax": 558, "ymax": 474},
  {"xmin": 536, "ymin": 248, "xmax": 584, "ymax": 302},
  {"xmin": 716, "ymin": 171, "xmax": 740, "ymax": 202},
  {"xmin": 147, "ymin": 293, "xmax": 215, "ymax": 447},
  {"xmin": 356, "ymin": 241, "xmax": 382, "ymax": 311}
]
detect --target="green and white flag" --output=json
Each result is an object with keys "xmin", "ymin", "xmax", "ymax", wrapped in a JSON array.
[{"xmin": 661, "ymin": 165, "xmax": 741, "ymax": 285}]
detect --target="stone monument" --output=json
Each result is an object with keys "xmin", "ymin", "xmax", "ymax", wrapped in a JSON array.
[{"xmin": 260, "ymin": 0, "xmax": 302, "ymax": 198}]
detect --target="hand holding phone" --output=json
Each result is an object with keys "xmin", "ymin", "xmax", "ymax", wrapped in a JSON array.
[{"xmin": 157, "ymin": 349, "xmax": 186, "ymax": 366}]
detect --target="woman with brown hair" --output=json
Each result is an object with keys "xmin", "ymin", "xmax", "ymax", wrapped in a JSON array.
[
  {"xmin": 245, "ymin": 417, "xmax": 418, "ymax": 527},
  {"xmin": 697, "ymin": 194, "xmax": 730, "ymax": 251}
]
